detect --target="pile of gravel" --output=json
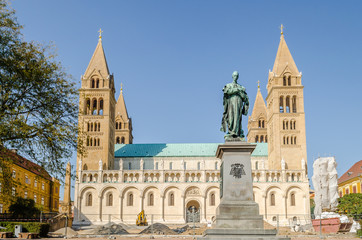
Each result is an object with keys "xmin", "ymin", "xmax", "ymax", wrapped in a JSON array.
[
  {"xmin": 139, "ymin": 223, "xmax": 177, "ymax": 235},
  {"xmin": 54, "ymin": 227, "xmax": 78, "ymax": 237},
  {"xmin": 174, "ymin": 225, "xmax": 190, "ymax": 234},
  {"xmin": 92, "ymin": 222, "xmax": 129, "ymax": 235}
]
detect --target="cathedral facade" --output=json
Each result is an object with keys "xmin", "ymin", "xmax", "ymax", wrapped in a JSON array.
[{"xmin": 74, "ymin": 31, "xmax": 310, "ymax": 226}]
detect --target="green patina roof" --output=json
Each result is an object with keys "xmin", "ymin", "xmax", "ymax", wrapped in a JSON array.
[{"xmin": 114, "ymin": 143, "xmax": 267, "ymax": 158}]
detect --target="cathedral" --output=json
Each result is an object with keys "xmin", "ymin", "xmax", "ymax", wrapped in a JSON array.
[{"xmin": 74, "ymin": 30, "xmax": 310, "ymax": 226}]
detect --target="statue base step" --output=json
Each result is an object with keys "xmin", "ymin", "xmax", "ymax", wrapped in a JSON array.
[{"xmin": 198, "ymin": 229, "xmax": 290, "ymax": 240}]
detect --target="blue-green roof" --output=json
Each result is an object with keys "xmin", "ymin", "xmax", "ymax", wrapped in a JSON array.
[{"xmin": 115, "ymin": 143, "xmax": 268, "ymax": 158}]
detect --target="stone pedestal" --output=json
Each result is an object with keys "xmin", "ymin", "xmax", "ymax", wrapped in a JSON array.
[{"xmin": 199, "ymin": 141, "xmax": 290, "ymax": 240}]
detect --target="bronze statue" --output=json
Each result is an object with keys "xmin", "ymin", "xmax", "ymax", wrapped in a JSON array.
[{"xmin": 220, "ymin": 71, "xmax": 249, "ymax": 140}]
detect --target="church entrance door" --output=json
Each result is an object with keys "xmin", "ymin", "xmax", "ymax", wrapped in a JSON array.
[{"xmin": 186, "ymin": 200, "xmax": 200, "ymax": 223}]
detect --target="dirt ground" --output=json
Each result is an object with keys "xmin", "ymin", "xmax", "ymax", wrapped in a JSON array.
[{"xmin": 41, "ymin": 235, "xmax": 361, "ymax": 240}]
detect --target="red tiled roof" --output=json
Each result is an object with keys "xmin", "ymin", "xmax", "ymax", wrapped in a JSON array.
[
  {"xmin": 338, "ymin": 160, "xmax": 362, "ymax": 184},
  {"xmin": 0, "ymin": 148, "xmax": 52, "ymax": 181}
]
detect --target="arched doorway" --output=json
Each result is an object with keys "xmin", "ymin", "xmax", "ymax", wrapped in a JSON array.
[{"xmin": 186, "ymin": 200, "xmax": 200, "ymax": 223}]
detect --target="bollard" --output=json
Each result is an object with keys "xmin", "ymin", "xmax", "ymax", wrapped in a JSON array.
[
  {"xmin": 276, "ymin": 214, "xmax": 279, "ymax": 235},
  {"xmin": 150, "ymin": 214, "xmax": 154, "ymax": 239}
]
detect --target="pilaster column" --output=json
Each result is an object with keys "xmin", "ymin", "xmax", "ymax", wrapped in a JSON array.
[
  {"xmin": 282, "ymin": 194, "xmax": 287, "ymax": 220},
  {"xmin": 160, "ymin": 170, "xmax": 164, "ymax": 182},
  {"xmin": 77, "ymin": 196, "xmax": 81, "ymax": 221},
  {"xmin": 201, "ymin": 170, "xmax": 206, "ymax": 182},
  {"xmin": 140, "ymin": 195, "xmax": 144, "ymax": 211},
  {"xmin": 160, "ymin": 195, "xmax": 165, "ymax": 222},
  {"xmin": 202, "ymin": 196, "xmax": 207, "ymax": 223},
  {"xmin": 119, "ymin": 196, "xmax": 123, "ymax": 222},
  {"xmin": 98, "ymin": 195, "xmax": 102, "ymax": 222},
  {"xmin": 262, "ymin": 194, "xmax": 267, "ymax": 219},
  {"xmin": 140, "ymin": 171, "xmax": 144, "ymax": 183},
  {"xmin": 182, "ymin": 195, "xmax": 186, "ymax": 223}
]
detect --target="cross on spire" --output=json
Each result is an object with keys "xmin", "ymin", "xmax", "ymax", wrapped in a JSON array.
[
  {"xmin": 121, "ymin": 83, "xmax": 123, "ymax": 93},
  {"xmin": 280, "ymin": 24, "xmax": 284, "ymax": 35},
  {"xmin": 98, "ymin": 28, "xmax": 103, "ymax": 40},
  {"xmin": 257, "ymin": 80, "xmax": 260, "ymax": 89}
]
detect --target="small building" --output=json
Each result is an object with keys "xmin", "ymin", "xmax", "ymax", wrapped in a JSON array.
[
  {"xmin": 338, "ymin": 160, "xmax": 362, "ymax": 197},
  {"xmin": 0, "ymin": 148, "xmax": 60, "ymax": 213}
]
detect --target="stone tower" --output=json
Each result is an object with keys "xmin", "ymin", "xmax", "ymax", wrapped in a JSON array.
[
  {"xmin": 115, "ymin": 86, "xmax": 133, "ymax": 144},
  {"xmin": 77, "ymin": 34, "xmax": 116, "ymax": 171},
  {"xmin": 247, "ymin": 82, "xmax": 268, "ymax": 144},
  {"xmin": 266, "ymin": 30, "xmax": 307, "ymax": 170}
]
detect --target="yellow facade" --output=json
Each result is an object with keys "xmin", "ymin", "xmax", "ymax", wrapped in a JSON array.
[
  {"xmin": 337, "ymin": 160, "xmax": 362, "ymax": 197},
  {"xmin": 0, "ymin": 150, "xmax": 60, "ymax": 214},
  {"xmin": 338, "ymin": 177, "xmax": 362, "ymax": 197}
]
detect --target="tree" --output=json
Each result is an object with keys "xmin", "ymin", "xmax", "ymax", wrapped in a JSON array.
[
  {"xmin": 8, "ymin": 197, "xmax": 40, "ymax": 218},
  {"xmin": 337, "ymin": 193, "xmax": 362, "ymax": 220},
  {"xmin": 0, "ymin": 0, "xmax": 84, "ymax": 189}
]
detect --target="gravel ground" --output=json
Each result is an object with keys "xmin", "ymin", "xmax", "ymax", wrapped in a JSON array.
[{"xmin": 40, "ymin": 234, "xmax": 361, "ymax": 240}]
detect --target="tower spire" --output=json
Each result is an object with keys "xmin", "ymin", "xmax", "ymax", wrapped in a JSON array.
[
  {"xmin": 83, "ymin": 30, "xmax": 110, "ymax": 78},
  {"xmin": 272, "ymin": 27, "xmax": 299, "ymax": 76}
]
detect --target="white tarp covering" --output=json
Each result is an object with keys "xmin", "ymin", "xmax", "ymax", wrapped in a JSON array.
[{"xmin": 312, "ymin": 157, "xmax": 338, "ymax": 217}]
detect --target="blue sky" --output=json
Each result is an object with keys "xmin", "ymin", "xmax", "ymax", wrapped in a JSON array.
[{"xmin": 10, "ymin": 1, "xmax": 362, "ymax": 198}]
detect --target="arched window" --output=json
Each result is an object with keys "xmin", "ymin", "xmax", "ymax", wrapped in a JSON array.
[
  {"xmin": 121, "ymin": 137, "xmax": 125, "ymax": 144},
  {"xmin": 197, "ymin": 162, "xmax": 201, "ymax": 170},
  {"xmin": 87, "ymin": 122, "xmax": 90, "ymax": 132},
  {"xmin": 90, "ymin": 138, "xmax": 93, "ymax": 146},
  {"xmin": 258, "ymin": 120, "xmax": 261, "ymax": 128},
  {"xmin": 255, "ymin": 135, "xmax": 259, "ymax": 143},
  {"xmin": 294, "ymin": 136, "xmax": 297, "ymax": 144},
  {"xmin": 91, "ymin": 99, "xmax": 97, "ymax": 115},
  {"xmin": 288, "ymin": 76, "xmax": 291, "ymax": 86},
  {"xmin": 262, "ymin": 120, "xmax": 265, "ymax": 128},
  {"xmin": 286, "ymin": 136, "xmax": 289, "ymax": 145},
  {"xmin": 91, "ymin": 79, "xmax": 95, "ymax": 88},
  {"xmin": 128, "ymin": 162, "xmax": 131, "ymax": 170},
  {"xmin": 283, "ymin": 76, "xmax": 286, "ymax": 86},
  {"xmin": 127, "ymin": 193, "xmax": 133, "ymax": 206},
  {"xmin": 286, "ymin": 121, "xmax": 288, "ymax": 129},
  {"xmin": 293, "ymin": 121, "xmax": 296, "ymax": 129},
  {"xmin": 210, "ymin": 193, "xmax": 215, "ymax": 206},
  {"xmin": 96, "ymin": 79, "xmax": 99, "ymax": 88},
  {"xmin": 272, "ymin": 216, "xmax": 277, "ymax": 221},
  {"xmin": 89, "ymin": 175, "xmax": 93, "ymax": 182},
  {"xmin": 169, "ymin": 193, "xmax": 174, "ymax": 206},
  {"xmin": 292, "ymin": 96, "xmax": 297, "ymax": 113},
  {"xmin": 291, "ymin": 193, "xmax": 295, "ymax": 206},
  {"xmin": 270, "ymin": 193, "xmax": 275, "ymax": 206},
  {"xmin": 99, "ymin": 99, "xmax": 104, "ymax": 115},
  {"xmin": 265, "ymin": 135, "xmax": 268, "ymax": 142},
  {"xmin": 260, "ymin": 135, "xmax": 264, "ymax": 143},
  {"xmin": 286, "ymin": 96, "xmax": 290, "ymax": 113},
  {"xmin": 119, "ymin": 122, "xmax": 122, "ymax": 129},
  {"xmin": 148, "ymin": 193, "xmax": 154, "ymax": 206},
  {"xmin": 86, "ymin": 137, "xmax": 90, "ymax": 146},
  {"xmin": 155, "ymin": 162, "xmax": 159, "ymax": 170},
  {"xmin": 94, "ymin": 122, "xmax": 97, "ymax": 131},
  {"xmin": 97, "ymin": 138, "xmax": 100, "ymax": 146},
  {"xmin": 215, "ymin": 162, "xmax": 218, "ymax": 170},
  {"xmin": 116, "ymin": 137, "xmax": 120, "ymax": 144},
  {"xmin": 107, "ymin": 193, "xmax": 113, "ymax": 206},
  {"xmin": 283, "ymin": 121, "xmax": 285, "ymax": 130},
  {"xmin": 86, "ymin": 99, "xmax": 91, "ymax": 114},
  {"xmin": 98, "ymin": 123, "xmax": 100, "ymax": 131},
  {"xmin": 255, "ymin": 161, "xmax": 258, "ymax": 170},
  {"xmin": 90, "ymin": 123, "xmax": 93, "ymax": 131},
  {"xmin": 279, "ymin": 96, "xmax": 284, "ymax": 113},
  {"xmin": 169, "ymin": 162, "xmax": 173, "ymax": 170},
  {"xmin": 116, "ymin": 122, "xmax": 118, "ymax": 129},
  {"xmin": 86, "ymin": 193, "xmax": 92, "ymax": 206},
  {"xmin": 283, "ymin": 136, "xmax": 286, "ymax": 145}
]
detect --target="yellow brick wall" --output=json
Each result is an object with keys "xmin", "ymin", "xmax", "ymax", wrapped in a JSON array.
[{"xmin": 0, "ymin": 163, "xmax": 60, "ymax": 213}]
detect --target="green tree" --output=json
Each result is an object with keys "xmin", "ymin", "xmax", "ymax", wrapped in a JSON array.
[
  {"xmin": 0, "ymin": 0, "xmax": 84, "ymax": 198},
  {"xmin": 337, "ymin": 193, "xmax": 362, "ymax": 220},
  {"xmin": 8, "ymin": 197, "xmax": 40, "ymax": 218}
]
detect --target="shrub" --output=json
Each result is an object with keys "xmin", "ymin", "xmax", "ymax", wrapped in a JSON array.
[{"xmin": 0, "ymin": 222, "xmax": 50, "ymax": 237}]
